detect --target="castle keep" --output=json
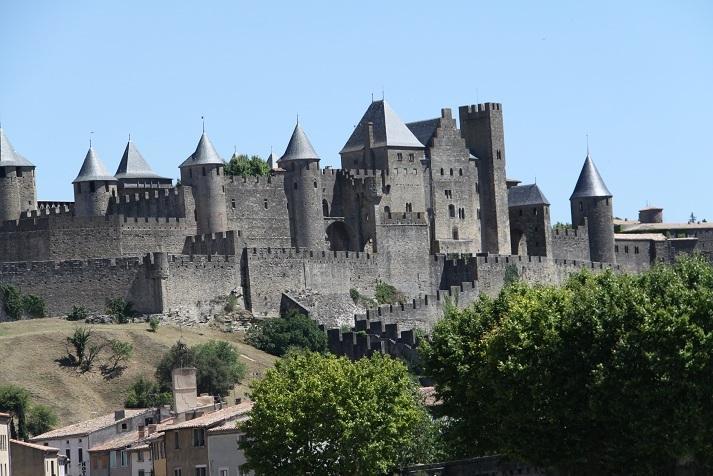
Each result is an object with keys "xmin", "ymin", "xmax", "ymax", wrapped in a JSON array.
[{"xmin": 0, "ymin": 100, "xmax": 709, "ymax": 329}]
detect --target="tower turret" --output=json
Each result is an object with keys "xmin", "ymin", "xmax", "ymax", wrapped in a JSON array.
[
  {"xmin": 278, "ymin": 122, "xmax": 325, "ymax": 249},
  {"xmin": 114, "ymin": 139, "xmax": 172, "ymax": 191},
  {"xmin": 73, "ymin": 146, "xmax": 118, "ymax": 217},
  {"xmin": 458, "ymin": 103, "xmax": 511, "ymax": 254},
  {"xmin": 570, "ymin": 154, "xmax": 615, "ymax": 263},
  {"xmin": 0, "ymin": 127, "xmax": 37, "ymax": 222},
  {"xmin": 179, "ymin": 132, "xmax": 227, "ymax": 234}
]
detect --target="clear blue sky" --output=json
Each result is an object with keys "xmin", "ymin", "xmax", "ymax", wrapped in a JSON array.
[{"xmin": 1, "ymin": 0, "xmax": 711, "ymax": 223}]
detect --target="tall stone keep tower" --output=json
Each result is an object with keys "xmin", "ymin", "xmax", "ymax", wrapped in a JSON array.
[
  {"xmin": 0, "ymin": 127, "xmax": 37, "ymax": 222},
  {"xmin": 570, "ymin": 154, "xmax": 615, "ymax": 263},
  {"xmin": 279, "ymin": 122, "xmax": 325, "ymax": 250},
  {"xmin": 459, "ymin": 103, "xmax": 511, "ymax": 254},
  {"xmin": 73, "ymin": 146, "xmax": 118, "ymax": 217},
  {"xmin": 180, "ymin": 132, "xmax": 228, "ymax": 234}
]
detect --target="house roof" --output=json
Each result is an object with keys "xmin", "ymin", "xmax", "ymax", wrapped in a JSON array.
[
  {"xmin": 179, "ymin": 132, "xmax": 224, "ymax": 168},
  {"xmin": 340, "ymin": 100, "xmax": 424, "ymax": 154},
  {"xmin": 508, "ymin": 183, "xmax": 550, "ymax": 207},
  {"xmin": 614, "ymin": 233, "xmax": 667, "ymax": 242},
  {"xmin": 73, "ymin": 147, "xmax": 118, "ymax": 183},
  {"xmin": 0, "ymin": 127, "xmax": 35, "ymax": 167},
  {"xmin": 30, "ymin": 409, "xmax": 152, "ymax": 441},
  {"xmin": 406, "ymin": 118, "xmax": 440, "ymax": 147},
  {"xmin": 11, "ymin": 439, "xmax": 59, "ymax": 453},
  {"xmin": 570, "ymin": 155, "xmax": 611, "ymax": 199},
  {"xmin": 164, "ymin": 402, "xmax": 253, "ymax": 430},
  {"xmin": 618, "ymin": 222, "xmax": 713, "ymax": 233},
  {"xmin": 278, "ymin": 123, "xmax": 320, "ymax": 162},
  {"xmin": 207, "ymin": 416, "xmax": 249, "ymax": 435},
  {"xmin": 115, "ymin": 141, "xmax": 168, "ymax": 180}
]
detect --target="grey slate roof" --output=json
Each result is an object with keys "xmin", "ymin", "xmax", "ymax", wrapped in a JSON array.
[
  {"xmin": 73, "ymin": 147, "xmax": 118, "ymax": 183},
  {"xmin": 278, "ymin": 123, "xmax": 320, "ymax": 162},
  {"xmin": 115, "ymin": 141, "xmax": 168, "ymax": 180},
  {"xmin": 340, "ymin": 100, "xmax": 425, "ymax": 154},
  {"xmin": 508, "ymin": 184, "xmax": 550, "ymax": 207},
  {"xmin": 406, "ymin": 118, "xmax": 440, "ymax": 147},
  {"xmin": 570, "ymin": 155, "xmax": 612, "ymax": 199},
  {"xmin": 0, "ymin": 128, "xmax": 35, "ymax": 167},
  {"xmin": 179, "ymin": 132, "xmax": 224, "ymax": 168},
  {"xmin": 267, "ymin": 151, "xmax": 279, "ymax": 169}
]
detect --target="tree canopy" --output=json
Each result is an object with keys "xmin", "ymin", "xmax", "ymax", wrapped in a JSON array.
[
  {"xmin": 224, "ymin": 154, "xmax": 270, "ymax": 177},
  {"xmin": 241, "ymin": 352, "xmax": 430, "ymax": 475},
  {"xmin": 422, "ymin": 256, "xmax": 713, "ymax": 474},
  {"xmin": 125, "ymin": 376, "xmax": 172, "ymax": 408},
  {"xmin": 246, "ymin": 310, "xmax": 326, "ymax": 357},
  {"xmin": 156, "ymin": 340, "xmax": 246, "ymax": 396}
]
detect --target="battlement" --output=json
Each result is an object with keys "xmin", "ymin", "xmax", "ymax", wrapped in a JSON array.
[
  {"xmin": 226, "ymin": 174, "xmax": 282, "ymax": 186},
  {"xmin": 379, "ymin": 211, "xmax": 428, "ymax": 225},
  {"xmin": 167, "ymin": 253, "xmax": 238, "ymax": 266},
  {"xmin": 0, "ymin": 255, "xmax": 144, "ymax": 274},
  {"xmin": 553, "ymin": 225, "xmax": 587, "ymax": 237},
  {"xmin": 120, "ymin": 215, "xmax": 190, "ymax": 226},
  {"xmin": 117, "ymin": 188, "xmax": 181, "ymax": 204},
  {"xmin": 249, "ymin": 247, "xmax": 375, "ymax": 263},
  {"xmin": 459, "ymin": 102, "xmax": 503, "ymax": 117},
  {"xmin": 183, "ymin": 230, "xmax": 238, "ymax": 256}
]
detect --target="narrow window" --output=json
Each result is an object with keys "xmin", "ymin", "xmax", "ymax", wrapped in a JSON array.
[
  {"xmin": 313, "ymin": 181, "xmax": 317, "ymax": 188},
  {"xmin": 452, "ymin": 227, "xmax": 459, "ymax": 240},
  {"xmin": 579, "ymin": 201, "xmax": 583, "ymax": 212},
  {"xmin": 448, "ymin": 204, "xmax": 455, "ymax": 218},
  {"xmin": 533, "ymin": 208, "xmax": 538, "ymax": 216},
  {"xmin": 384, "ymin": 206, "xmax": 391, "ymax": 218},
  {"xmin": 89, "ymin": 182, "xmax": 96, "ymax": 193},
  {"xmin": 449, "ymin": 168, "xmax": 453, "ymax": 176},
  {"xmin": 440, "ymin": 168, "xmax": 444, "ymax": 175},
  {"xmin": 264, "ymin": 199, "xmax": 268, "ymax": 210},
  {"xmin": 322, "ymin": 200, "xmax": 329, "ymax": 216},
  {"xmin": 293, "ymin": 182, "xmax": 298, "ymax": 190},
  {"xmin": 496, "ymin": 150, "xmax": 502, "ymax": 160},
  {"xmin": 477, "ymin": 208, "xmax": 481, "ymax": 220},
  {"xmin": 459, "ymin": 168, "xmax": 463, "ymax": 176},
  {"xmin": 625, "ymin": 246, "xmax": 629, "ymax": 253},
  {"xmin": 189, "ymin": 169, "xmax": 192, "ymax": 178},
  {"xmin": 634, "ymin": 246, "xmax": 639, "ymax": 254},
  {"xmin": 231, "ymin": 199, "xmax": 236, "ymax": 209},
  {"xmin": 193, "ymin": 428, "xmax": 205, "ymax": 447},
  {"xmin": 79, "ymin": 448, "xmax": 83, "ymax": 462},
  {"xmin": 397, "ymin": 153, "xmax": 403, "ymax": 161},
  {"xmin": 519, "ymin": 209, "xmax": 523, "ymax": 216},
  {"xmin": 202, "ymin": 167, "xmax": 206, "ymax": 176},
  {"xmin": 408, "ymin": 153, "xmax": 415, "ymax": 162},
  {"xmin": 174, "ymin": 431, "xmax": 180, "ymax": 449},
  {"xmin": 476, "ymin": 183, "xmax": 479, "ymax": 193}
]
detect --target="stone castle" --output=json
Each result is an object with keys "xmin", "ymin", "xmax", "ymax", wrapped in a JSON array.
[{"xmin": 0, "ymin": 100, "xmax": 710, "ymax": 330}]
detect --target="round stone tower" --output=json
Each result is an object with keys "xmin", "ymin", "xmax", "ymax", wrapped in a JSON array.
[
  {"xmin": 278, "ymin": 122, "xmax": 325, "ymax": 250},
  {"xmin": 73, "ymin": 146, "xmax": 118, "ymax": 216},
  {"xmin": 570, "ymin": 154, "xmax": 615, "ymax": 263},
  {"xmin": 0, "ymin": 127, "xmax": 37, "ymax": 222},
  {"xmin": 179, "ymin": 132, "xmax": 227, "ymax": 234}
]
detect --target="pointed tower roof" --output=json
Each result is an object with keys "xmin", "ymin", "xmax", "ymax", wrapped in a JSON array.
[
  {"xmin": 0, "ymin": 127, "xmax": 35, "ymax": 167},
  {"xmin": 570, "ymin": 154, "xmax": 612, "ymax": 199},
  {"xmin": 267, "ymin": 150, "xmax": 279, "ymax": 170},
  {"xmin": 340, "ymin": 100, "xmax": 424, "ymax": 154},
  {"xmin": 508, "ymin": 183, "xmax": 551, "ymax": 207},
  {"xmin": 115, "ymin": 140, "xmax": 168, "ymax": 180},
  {"xmin": 278, "ymin": 123, "xmax": 320, "ymax": 162},
  {"xmin": 73, "ymin": 147, "xmax": 117, "ymax": 183},
  {"xmin": 179, "ymin": 132, "xmax": 224, "ymax": 168}
]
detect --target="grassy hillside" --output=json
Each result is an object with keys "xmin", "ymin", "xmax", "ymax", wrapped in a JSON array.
[{"xmin": 0, "ymin": 318, "xmax": 276, "ymax": 427}]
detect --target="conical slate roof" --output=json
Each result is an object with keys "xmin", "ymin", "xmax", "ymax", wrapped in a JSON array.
[
  {"xmin": 0, "ymin": 127, "xmax": 34, "ymax": 167},
  {"xmin": 570, "ymin": 155, "xmax": 612, "ymax": 199},
  {"xmin": 341, "ymin": 100, "xmax": 424, "ymax": 154},
  {"xmin": 278, "ymin": 123, "xmax": 320, "ymax": 162},
  {"xmin": 508, "ymin": 183, "xmax": 550, "ymax": 207},
  {"xmin": 115, "ymin": 141, "xmax": 167, "ymax": 180},
  {"xmin": 267, "ymin": 151, "xmax": 279, "ymax": 170},
  {"xmin": 179, "ymin": 132, "xmax": 224, "ymax": 168},
  {"xmin": 73, "ymin": 147, "xmax": 118, "ymax": 183}
]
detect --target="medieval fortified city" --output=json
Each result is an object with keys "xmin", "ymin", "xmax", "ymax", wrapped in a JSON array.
[{"xmin": 1, "ymin": 2, "xmax": 712, "ymax": 475}]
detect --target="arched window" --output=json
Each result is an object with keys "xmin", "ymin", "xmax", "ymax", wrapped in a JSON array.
[
  {"xmin": 322, "ymin": 199, "xmax": 329, "ymax": 217},
  {"xmin": 314, "ymin": 181, "xmax": 317, "ymax": 188},
  {"xmin": 450, "ymin": 168, "xmax": 454, "ymax": 176},
  {"xmin": 459, "ymin": 168, "xmax": 463, "ymax": 176},
  {"xmin": 448, "ymin": 204, "xmax": 455, "ymax": 218},
  {"xmin": 440, "ymin": 168, "xmax": 444, "ymax": 175},
  {"xmin": 384, "ymin": 206, "xmax": 391, "ymax": 218}
]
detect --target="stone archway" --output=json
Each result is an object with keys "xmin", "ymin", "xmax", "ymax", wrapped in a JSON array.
[{"xmin": 326, "ymin": 221, "xmax": 352, "ymax": 251}]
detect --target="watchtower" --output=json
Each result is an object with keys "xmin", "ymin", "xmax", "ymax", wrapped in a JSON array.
[
  {"xmin": 570, "ymin": 154, "xmax": 615, "ymax": 263},
  {"xmin": 0, "ymin": 127, "xmax": 37, "ymax": 222},
  {"xmin": 179, "ymin": 132, "xmax": 227, "ymax": 234},
  {"xmin": 73, "ymin": 146, "xmax": 118, "ymax": 217},
  {"xmin": 278, "ymin": 122, "xmax": 325, "ymax": 250},
  {"xmin": 458, "ymin": 103, "xmax": 511, "ymax": 254}
]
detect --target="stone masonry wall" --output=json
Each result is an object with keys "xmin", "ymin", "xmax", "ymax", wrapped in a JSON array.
[{"xmin": 551, "ymin": 224, "xmax": 591, "ymax": 261}]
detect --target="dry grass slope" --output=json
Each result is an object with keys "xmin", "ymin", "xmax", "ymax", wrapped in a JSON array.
[{"xmin": 0, "ymin": 319, "xmax": 276, "ymax": 427}]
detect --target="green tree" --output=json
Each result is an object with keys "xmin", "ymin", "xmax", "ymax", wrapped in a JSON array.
[
  {"xmin": 26, "ymin": 404, "xmax": 58, "ymax": 437},
  {"xmin": 422, "ymin": 257, "xmax": 713, "ymax": 474},
  {"xmin": 193, "ymin": 340, "xmax": 247, "ymax": 396},
  {"xmin": 374, "ymin": 280, "xmax": 405, "ymax": 305},
  {"xmin": 0, "ymin": 284, "xmax": 24, "ymax": 320},
  {"xmin": 155, "ymin": 341, "xmax": 195, "ymax": 391},
  {"xmin": 66, "ymin": 326, "xmax": 93, "ymax": 367},
  {"xmin": 125, "ymin": 376, "xmax": 172, "ymax": 408},
  {"xmin": 241, "ymin": 352, "xmax": 428, "ymax": 475},
  {"xmin": 0, "ymin": 384, "xmax": 30, "ymax": 440},
  {"xmin": 246, "ymin": 310, "xmax": 326, "ymax": 357},
  {"xmin": 66, "ymin": 305, "xmax": 88, "ymax": 322},
  {"xmin": 224, "ymin": 154, "xmax": 270, "ymax": 177},
  {"xmin": 106, "ymin": 297, "xmax": 134, "ymax": 323},
  {"xmin": 105, "ymin": 339, "xmax": 133, "ymax": 374}
]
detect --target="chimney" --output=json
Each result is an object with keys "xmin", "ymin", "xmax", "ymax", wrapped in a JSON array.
[
  {"xmin": 114, "ymin": 410, "xmax": 125, "ymax": 421},
  {"xmin": 138, "ymin": 425, "xmax": 145, "ymax": 439},
  {"xmin": 172, "ymin": 367, "xmax": 198, "ymax": 414}
]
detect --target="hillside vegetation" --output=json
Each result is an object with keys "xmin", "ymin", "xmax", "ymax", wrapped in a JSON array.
[{"xmin": 0, "ymin": 319, "xmax": 276, "ymax": 426}]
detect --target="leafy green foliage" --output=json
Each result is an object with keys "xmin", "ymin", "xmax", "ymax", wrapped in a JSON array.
[
  {"xmin": 246, "ymin": 310, "xmax": 326, "ymax": 357},
  {"xmin": 241, "ymin": 352, "xmax": 429, "ymax": 475},
  {"xmin": 375, "ymin": 280, "xmax": 405, "ymax": 305},
  {"xmin": 66, "ymin": 326, "xmax": 93, "ymax": 368},
  {"xmin": 422, "ymin": 257, "xmax": 713, "ymax": 473},
  {"xmin": 224, "ymin": 154, "xmax": 270, "ymax": 177},
  {"xmin": 0, "ymin": 284, "xmax": 23, "ymax": 320},
  {"xmin": 21, "ymin": 294, "xmax": 45, "ymax": 318},
  {"xmin": 106, "ymin": 298, "xmax": 134, "ymax": 323},
  {"xmin": 125, "ymin": 376, "xmax": 172, "ymax": 408},
  {"xmin": 0, "ymin": 384, "xmax": 30, "ymax": 439},
  {"xmin": 503, "ymin": 263, "xmax": 519, "ymax": 286},
  {"xmin": 155, "ymin": 340, "xmax": 246, "ymax": 396},
  {"xmin": 148, "ymin": 316, "xmax": 160, "ymax": 332},
  {"xmin": 26, "ymin": 404, "xmax": 58, "ymax": 437},
  {"xmin": 66, "ymin": 305, "xmax": 88, "ymax": 322},
  {"xmin": 106, "ymin": 339, "xmax": 133, "ymax": 373}
]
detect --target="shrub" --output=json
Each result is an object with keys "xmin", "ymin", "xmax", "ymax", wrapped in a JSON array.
[
  {"xmin": 349, "ymin": 288, "xmax": 360, "ymax": 303},
  {"xmin": 67, "ymin": 305, "xmax": 88, "ymax": 322},
  {"xmin": 22, "ymin": 294, "xmax": 46, "ymax": 318},
  {"xmin": 27, "ymin": 404, "xmax": 58, "ymax": 437},
  {"xmin": 246, "ymin": 310, "xmax": 327, "ymax": 357},
  {"xmin": 125, "ymin": 376, "xmax": 172, "ymax": 408},
  {"xmin": 148, "ymin": 316, "xmax": 160, "ymax": 332},
  {"xmin": 224, "ymin": 294, "xmax": 239, "ymax": 313},
  {"xmin": 106, "ymin": 298, "xmax": 134, "ymax": 324},
  {"xmin": 106, "ymin": 339, "xmax": 133, "ymax": 373},
  {"xmin": 375, "ymin": 280, "xmax": 405, "ymax": 305},
  {"xmin": 224, "ymin": 154, "xmax": 270, "ymax": 177},
  {"xmin": 0, "ymin": 284, "xmax": 24, "ymax": 320}
]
